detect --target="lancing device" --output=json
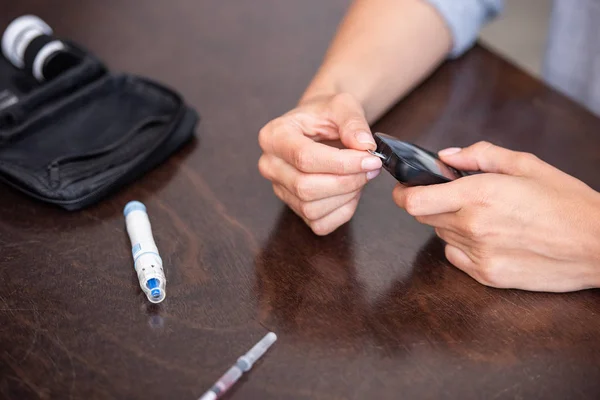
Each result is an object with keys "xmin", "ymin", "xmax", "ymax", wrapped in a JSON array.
[
  {"xmin": 124, "ymin": 201, "xmax": 166, "ymax": 303},
  {"xmin": 199, "ymin": 332, "xmax": 278, "ymax": 400}
]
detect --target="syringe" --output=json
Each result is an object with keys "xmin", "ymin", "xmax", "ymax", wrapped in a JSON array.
[
  {"xmin": 124, "ymin": 201, "xmax": 166, "ymax": 303},
  {"xmin": 199, "ymin": 332, "xmax": 278, "ymax": 400}
]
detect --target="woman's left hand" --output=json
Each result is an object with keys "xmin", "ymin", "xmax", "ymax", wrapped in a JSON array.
[{"xmin": 393, "ymin": 141, "xmax": 600, "ymax": 292}]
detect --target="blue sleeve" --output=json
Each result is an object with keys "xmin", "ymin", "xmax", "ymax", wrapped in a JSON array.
[{"xmin": 422, "ymin": 0, "xmax": 504, "ymax": 58}]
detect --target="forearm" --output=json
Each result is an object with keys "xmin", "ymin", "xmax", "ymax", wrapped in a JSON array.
[{"xmin": 300, "ymin": 0, "xmax": 452, "ymax": 123}]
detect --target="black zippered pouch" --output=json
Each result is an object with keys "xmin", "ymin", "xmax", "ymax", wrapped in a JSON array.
[{"xmin": 0, "ymin": 41, "xmax": 198, "ymax": 210}]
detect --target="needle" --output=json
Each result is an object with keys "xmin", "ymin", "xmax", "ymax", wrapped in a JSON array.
[{"xmin": 367, "ymin": 149, "xmax": 386, "ymax": 159}]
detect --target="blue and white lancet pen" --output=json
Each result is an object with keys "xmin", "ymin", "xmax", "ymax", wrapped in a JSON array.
[{"xmin": 124, "ymin": 201, "xmax": 166, "ymax": 303}]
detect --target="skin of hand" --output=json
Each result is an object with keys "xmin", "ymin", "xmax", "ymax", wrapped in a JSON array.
[
  {"xmin": 258, "ymin": 0, "xmax": 452, "ymax": 234},
  {"xmin": 393, "ymin": 141, "xmax": 600, "ymax": 292},
  {"xmin": 258, "ymin": 93, "xmax": 382, "ymax": 235}
]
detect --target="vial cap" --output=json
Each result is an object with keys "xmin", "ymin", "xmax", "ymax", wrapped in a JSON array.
[{"xmin": 2, "ymin": 15, "xmax": 52, "ymax": 68}]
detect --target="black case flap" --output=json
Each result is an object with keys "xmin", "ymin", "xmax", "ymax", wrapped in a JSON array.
[{"xmin": 0, "ymin": 40, "xmax": 198, "ymax": 210}]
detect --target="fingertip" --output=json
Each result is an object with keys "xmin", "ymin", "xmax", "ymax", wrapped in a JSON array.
[
  {"xmin": 366, "ymin": 169, "xmax": 381, "ymax": 180},
  {"xmin": 438, "ymin": 146, "xmax": 477, "ymax": 171},
  {"xmin": 361, "ymin": 156, "xmax": 382, "ymax": 171}
]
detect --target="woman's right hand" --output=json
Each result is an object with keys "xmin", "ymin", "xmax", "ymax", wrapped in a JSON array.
[{"xmin": 258, "ymin": 93, "xmax": 383, "ymax": 235}]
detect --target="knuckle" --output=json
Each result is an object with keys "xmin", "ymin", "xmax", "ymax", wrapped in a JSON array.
[
  {"xmin": 462, "ymin": 215, "xmax": 487, "ymax": 239},
  {"xmin": 257, "ymin": 156, "xmax": 270, "ymax": 179},
  {"xmin": 475, "ymin": 140, "xmax": 492, "ymax": 147},
  {"xmin": 470, "ymin": 181, "xmax": 493, "ymax": 207},
  {"xmin": 521, "ymin": 152, "xmax": 539, "ymax": 162},
  {"xmin": 435, "ymin": 227, "xmax": 449, "ymax": 242},
  {"xmin": 310, "ymin": 221, "xmax": 332, "ymax": 236},
  {"xmin": 339, "ymin": 199, "xmax": 358, "ymax": 222},
  {"xmin": 272, "ymin": 184, "xmax": 284, "ymax": 200},
  {"xmin": 271, "ymin": 116, "xmax": 287, "ymax": 130},
  {"xmin": 258, "ymin": 126, "xmax": 269, "ymax": 151},
  {"xmin": 299, "ymin": 202, "xmax": 318, "ymax": 221},
  {"xmin": 471, "ymin": 242, "xmax": 493, "ymax": 260},
  {"xmin": 292, "ymin": 175, "xmax": 314, "ymax": 201},
  {"xmin": 471, "ymin": 141, "xmax": 495, "ymax": 160},
  {"xmin": 473, "ymin": 141, "xmax": 493, "ymax": 152},
  {"xmin": 337, "ymin": 160, "xmax": 350, "ymax": 175},
  {"xmin": 328, "ymin": 151, "xmax": 349, "ymax": 175},
  {"xmin": 476, "ymin": 258, "xmax": 504, "ymax": 287},
  {"xmin": 415, "ymin": 215, "xmax": 428, "ymax": 224},
  {"xmin": 340, "ymin": 116, "xmax": 368, "ymax": 133},
  {"xmin": 403, "ymin": 190, "xmax": 422, "ymax": 215},
  {"xmin": 258, "ymin": 119, "xmax": 280, "ymax": 151},
  {"xmin": 293, "ymin": 147, "xmax": 313, "ymax": 172},
  {"xmin": 344, "ymin": 173, "xmax": 368, "ymax": 191},
  {"xmin": 515, "ymin": 152, "xmax": 540, "ymax": 174}
]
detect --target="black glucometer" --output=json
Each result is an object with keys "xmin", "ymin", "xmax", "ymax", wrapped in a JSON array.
[{"xmin": 370, "ymin": 132, "xmax": 466, "ymax": 186}]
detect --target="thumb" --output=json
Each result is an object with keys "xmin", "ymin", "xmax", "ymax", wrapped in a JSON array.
[
  {"xmin": 438, "ymin": 141, "xmax": 539, "ymax": 176},
  {"xmin": 327, "ymin": 93, "xmax": 375, "ymax": 151}
]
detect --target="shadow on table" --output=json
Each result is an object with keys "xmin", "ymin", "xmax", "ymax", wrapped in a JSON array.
[
  {"xmin": 254, "ymin": 211, "xmax": 584, "ymax": 360},
  {"xmin": 254, "ymin": 208, "xmax": 369, "ymax": 345},
  {"xmin": 367, "ymin": 235, "xmax": 599, "ymax": 362}
]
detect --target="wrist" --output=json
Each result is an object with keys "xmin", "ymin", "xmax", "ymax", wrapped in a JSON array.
[
  {"xmin": 298, "ymin": 66, "xmax": 371, "ymax": 109},
  {"xmin": 298, "ymin": 73, "xmax": 341, "ymax": 106}
]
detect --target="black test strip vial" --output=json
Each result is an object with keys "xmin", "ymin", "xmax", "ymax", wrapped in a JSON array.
[{"xmin": 2, "ymin": 15, "xmax": 81, "ymax": 82}]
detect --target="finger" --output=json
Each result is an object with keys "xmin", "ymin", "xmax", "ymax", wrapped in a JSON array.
[
  {"xmin": 415, "ymin": 212, "xmax": 466, "ymax": 234},
  {"xmin": 273, "ymin": 184, "xmax": 361, "ymax": 221},
  {"xmin": 434, "ymin": 227, "xmax": 473, "ymax": 250},
  {"xmin": 263, "ymin": 118, "xmax": 381, "ymax": 174},
  {"xmin": 415, "ymin": 213, "xmax": 457, "ymax": 229},
  {"xmin": 444, "ymin": 244, "xmax": 478, "ymax": 279},
  {"xmin": 392, "ymin": 182, "xmax": 464, "ymax": 216},
  {"xmin": 326, "ymin": 93, "xmax": 376, "ymax": 151},
  {"xmin": 473, "ymin": 255, "xmax": 591, "ymax": 292},
  {"xmin": 272, "ymin": 184, "xmax": 310, "ymax": 225},
  {"xmin": 265, "ymin": 156, "xmax": 375, "ymax": 201},
  {"xmin": 434, "ymin": 226, "xmax": 484, "ymax": 267},
  {"xmin": 308, "ymin": 195, "xmax": 361, "ymax": 236},
  {"xmin": 283, "ymin": 110, "xmax": 339, "ymax": 141},
  {"xmin": 438, "ymin": 141, "xmax": 543, "ymax": 176}
]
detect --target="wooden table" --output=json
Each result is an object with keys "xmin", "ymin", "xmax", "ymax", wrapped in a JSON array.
[{"xmin": 1, "ymin": 1, "xmax": 600, "ymax": 399}]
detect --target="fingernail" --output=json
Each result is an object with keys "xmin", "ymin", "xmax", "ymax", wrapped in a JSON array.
[
  {"xmin": 439, "ymin": 147, "xmax": 462, "ymax": 156},
  {"xmin": 366, "ymin": 169, "xmax": 381, "ymax": 180},
  {"xmin": 355, "ymin": 131, "xmax": 375, "ymax": 146},
  {"xmin": 362, "ymin": 157, "xmax": 382, "ymax": 171}
]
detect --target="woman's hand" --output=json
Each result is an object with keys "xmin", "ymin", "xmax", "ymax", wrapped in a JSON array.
[
  {"xmin": 393, "ymin": 142, "xmax": 600, "ymax": 292},
  {"xmin": 258, "ymin": 93, "xmax": 382, "ymax": 235}
]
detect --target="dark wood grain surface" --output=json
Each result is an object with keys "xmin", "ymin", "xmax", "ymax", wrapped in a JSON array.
[{"xmin": 1, "ymin": 1, "xmax": 600, "ymax": 399}]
